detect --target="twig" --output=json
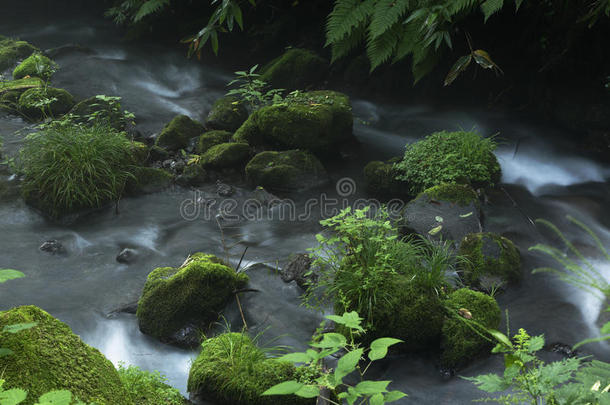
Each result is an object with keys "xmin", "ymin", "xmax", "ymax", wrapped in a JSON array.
[
  {"xmin": 235, "ymin": 293, "xmax": 248, "ymax": 331},
  {"xmin": 501, "ymin": 186, "xmax": 536, "ymax": 228}
]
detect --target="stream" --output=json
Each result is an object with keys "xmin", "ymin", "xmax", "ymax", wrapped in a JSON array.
[{"xmin": 1, "ymin": 6, "xmax": 609, "ymax": 404}]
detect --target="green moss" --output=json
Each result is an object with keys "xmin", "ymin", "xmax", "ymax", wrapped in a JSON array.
[
  {"xmin": 260, "ymin": 48, "xmax": 327, "ymax": 90},
  {"xmin": 125, "ymin": 167, "xmax": 173, "ymax": 195},
  {"xmin": 0, "ymin": 77, "xmax": 43, "ymax": 93},
  {"xmin": 420, "ymin": 183, "xmax": 479, "ymax": 206},
  {"xmin": 0, "ymin": 37, "xmax": 37, "ymax": 71},
  {"xmin": 177, "ymin": 162, "xmax": 207, "ymax": 186},
  {"xmin": 233, "ymin": 90, "xmax": 352, "ymax": 153},
  {"xmin": 199, "ymin": 142, "xmax": 251, "ymax": 169},
  {"xmin": 118, "ymin": 364, "xmax": 187, "ymax": 405},
  {"xmin": 363, "ymin": 160, "xmax": 409, "ymax": 197},
  {"xmin": 130, "ymin": 141, "xmax": 149, "ymax": 165},
  {"xmin": 155, "ymin": 115, "xmax": 204, "ymax": 151},
  {"xmin": 12, "ymin": 53, "xmax": 57, "ymax": 80},
  {"xmin": 441, "ymin": 288, "xmax": 501, "ymax": 368},
  {"xmin": 137, "ymin": 254, "xmax": 249, "ymax": 342},
  {"xmin": 197, "ymin": 130, "xmax": 234, "ymax": 154},
  {"xmin": 187, "ymin": 332, "xmax": 312, "ymax": 405},
  {"xmin": 458, "ymin": 232, "xmax": 521, "ymax": 288},
  {"xmin": 205, "ymin": 97, "xmax": 248, "ymax": 132},
  {"xmin": 245, "ymin": 150, "xmax": 327, "ymax": 191},
  {"xmin": 394, "ymin": 130, "xmax": 501, "ymax": 194},
  {"xmin": 0, "ymin": 305, "xmax": 132, "ymax": 405},
  {"xmin": 18, "ymin": 87, "xmax": 75, "ymax": 120},
  {"xmin": 335, "ymin": 275, "xmax": 445, "ymax": 349}
]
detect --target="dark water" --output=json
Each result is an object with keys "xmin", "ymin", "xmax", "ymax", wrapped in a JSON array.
[{"xmin": 1, "ymin": 8, "xmax": 609, "ymax": 404}]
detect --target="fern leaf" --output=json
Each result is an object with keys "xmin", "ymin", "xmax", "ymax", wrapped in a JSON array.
[
  {"xmin": 366, "ymin": 22, "xmax": 401, "ymax": 70},
  {"xmin": 450, "ymin": 0, "xmax": 481, "ymax": 15},
  {"xmin": 392, "ymin": 22, "xmax": 421, "ymax": 63},
  {"xmin": 330, "ymin": 21, "xmax": 367, "ymax": 62},
  {"xmin": 369, "ymin": 0, "xmax": 409, "ymax": 40},
  {"xmin": 134, "ymin": 0, "xmax": 170, "ymax": 22},
  {"xmin": 326, "ymin": 0, "xmax": 375, "ymax": 46},
  {"xmin": 481, "ymin": 0, "xmax": 505, "ymax": 22}
]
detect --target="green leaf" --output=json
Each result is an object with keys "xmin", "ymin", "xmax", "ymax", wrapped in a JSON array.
[
  {"xmin": 3, "ymin": 322, "xmax": 37, "ymax": 334},
  {"xmin": 463, "ymin": 373, "xmax": 510, "ymax": 393},
  {"xmin": 444, "ymin": 54, "xmax": 472, "ymax": 86},
  {"xmin": 369, "ymin": 337, "xmax": 403, "ymax": 361},
  {"xmin": 294, "ymin": 385, "xmax": 320, "ymax": 398},
  {"xmin": 370, "ymin": 393, "xmax": 384, "ymax": 405},
  {"xmin": 435, "ymin": 216, "xmax": 444, "ymax": 222},
  {"xmin": 481, "ymin": 0, "xmax": 504, "ymax": 22},
  {"xmin": 0, "ymin": 347, "xmax": 14, "ymax": 357},
  {"xmin": 311, "ymin": 333, "xmax": 347, "ymax": 349},
  {"xmin": 0, "ymin": 269, "xmax": 25, "ymax": 283},
  {"xmin": 460, "ymin": 212, "xmax": 474, "ymax": 218},
  {"xmin": 527, "ymin": 335, "xmax": 545, "ymax": 353},
  {"xmin": 428, "ymin": 225, "xmax": 442, "ymax": 235},
  {"xmin": 326, "ymin": 311, "xmax": 364, "ymax": 332},
  {"xmin": 354, "ymin": 380, "xmax": 391, "ymax": 395},
  {"xmin": 277, "ymin": 352, "xmax": 312, "ymax": 363},
  {"xmin": 335, "ymin": 348, "xmax": 363, "ymax": 383},
  {"xmin": 261, "ymin": 381, "xmax": 304, "ymax": 396},
  {"xmin": 488, "ymin": 329, "xmax": 513, "ymax": 348},
  {"xmin": 0, "ymin": 388, "xmax": 27, "ymax": 405},
  {"xmin": 36, "ymin": 390, "xmax": 72, "ymax": 405},
  {"xmin": 385, "ymin": 390, "xmax": 408, "ymax": 402}
]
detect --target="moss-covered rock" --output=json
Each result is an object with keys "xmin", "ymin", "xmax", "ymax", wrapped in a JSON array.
[
  {"xmin": 197, "ymin": 130, "xmax": 234, "ymax": 154},
  {"xmin": 205, "ymin": 97, "xmax": 248, "ymax": 132},
  {"xmin": 399, "ymin": 183, "xmax": 481, "ymax": 244},
  {"xmin": 0, "ymin": 77, "xmax": 43, "ymax": 94},
  {"xmin": 0, "ymin": 36, "xmax": 37, "ymax": 71},
  {"xmin": 363, "ymin": 159, "xmax": 409, "ymax": 197},
  {"xmin": 233, "ymin": 90, "xmax": 352, "ymax": 155},
  {"xmin": 458, "ymin": 232, "xmax": 521, "ymax": 289},
  {"xmin": 126, "ymin": 167, "xmax": 173, "ymax": 194},
  {"xmin": 69, "ymin": 95, "xmax": 128, "ymax": 130},
  {"xmin": 260, "ymin": 48, "xmax": 328, "ymax": 90},
  {"xmin": 137, "ymin": 253, "xmax": 248, "ymax": 345},
  {"xmin": 199, "ymin": 142, "xmax": 251, "ymax": 169},
  {"xmin": 0, "ymin": 305, "xmax": 132, "ymax": 405},
  {"xmin": 118, "ymin": 364, "xmax": 188, "ymax": 405},
  {"xmin": 156, "ymin": 115, "xmax": 204, "ymax": 151},
  {"xmin": 12, "ymin": 53, "xmax": 56, "ymax": 80},
  {"xmin": 336, "ymin": 275, "xmax": 445, "ymax": 349},
  {"xmin": 188, "ymin": 332, "xmax": 313, "ymax": 405},
  {"xmin": 130, "ymin": 141, "xmax": 149, "ymax": 165},
  {"xmin": 441, "ymin": 289, "xmax": 501, "ymax": 368},
  {"xmin": 18, "ymin": 87, "xmax": 75, "ymax": 120},
  {"xmin": 176, "ymin": 162, "xmax": 207, "ymax": 186},
  {"xmin": 245, "ymin": 150, "xmax": 327, "ymax": 192}
]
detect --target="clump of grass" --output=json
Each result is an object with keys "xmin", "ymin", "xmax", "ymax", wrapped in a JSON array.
[
  {"xmin": 394, "ymin": 130, "xmax": 500, "ymax": 194},
  {"xmin": 117, "ymin": 363, "xmax": 186, "ymax": 405},
  {"xmin": 20, "ymin": 122, "xmax": 136, "ymax": 217}
]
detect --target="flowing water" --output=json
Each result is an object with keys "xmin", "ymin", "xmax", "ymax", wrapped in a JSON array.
[{"xmin": 1, "ymin": 6, "xmax": 609, "ymax": 404}]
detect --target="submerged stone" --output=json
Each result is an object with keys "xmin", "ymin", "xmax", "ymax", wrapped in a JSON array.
[{"xmin": 156, "ymin": 115, "xmax": 204, "ymax": 151}]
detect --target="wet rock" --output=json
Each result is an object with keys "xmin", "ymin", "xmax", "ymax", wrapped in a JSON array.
[
  {"xmin": 39, "ymin": 239, "xmax": 65, "ymax": 255},
  {"xmin": 250, "ymin": 186, "xmax": 281, "ymax": 207},
  {"xmin": 156, "ymin": 115, "xmax": 205, "ymax": 151},
  {"xmin": 108, "ymin": 302, "xmax": 139, "ymax": 316},
  {"xmin": 545, "ymin": 342, "xmax": 579, "ymax": 358},
  {"xmin": 171, "ymin": 159, "xmax": 185, "ymax": 172},
  {"xmin": 205, "ymin": 97, "xmax": 248, "ymax": 132},
  {"xmin": 176, "ymin": 164, "xmax": 207, "ymax": 187},
  {"xmin": 216, "ymin": 180, "xmax": 234, "ymax": 197},
  {"xmin": 280, "ymin": 253, "xmax": 316, "ymax": 289},
  {"xmin": 260, "ymin": 48, "xmax": 328, "ymax": 91},
  {"xmin": 148, "ymin": 145, "xmax": 170, "ymax": 162},
  {"xmin": 18, "ymin": 87, "xmax": 75, "ymax": 120},
  {"xmin": 44, "ymin": 43, "xmax": 94, "ymax": 59},
  {"xmin": 116, "ymin": 248, "xmax": 137, "ymax": 264}
]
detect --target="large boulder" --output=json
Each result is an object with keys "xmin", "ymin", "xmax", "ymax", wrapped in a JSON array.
[
  {"xmin": 458, "ymin": 232, "xmax": 522, "ymax": 290},
  {"xmin": 245, "ymin": 150, "xmax": 328, "ymax": 192},
  {"xmin": 155, "ymin": 115, "xmax": 204, "ymax": 151},
  {"xmin": 399, "ymin": 183, "xmax": 482, "ymax": 244},
  {"xmin": 0, "ymin": 78, "xmax": 43, "ymax": 112},
  {"xmin": 205, "ymin": 97, "xmax": 248, "ymax": 132},
  {"xmin": 136, "ymin": 253, "xmax": 248, "ymax": 346},
  {"xmin": 199, "ymin": 142, "xmax": 251, "ymax": 169},
  {"xmin": 0, "ymin": 305, "xmax": 132, "ymax": 405},
  {"xmin": 197, "ymin": 130, "xmax": 233, "ymax": 153},
  {"xmin": 0, "ymin": 36, "xmax": 37, "ymax": 71},
  {"xmin": 188, "ymin": 332, "xmax": 313, "ymax": 405},
  {"xmin": 441, "ymin": 288, "xmax": 501, "ymax": 369},
  {"xmin": 12, "ymin": 53, "xmax": 56, "ymax": 80},
  {"xmin": 233, "ymin": 90, "xmax": 353, "ymax": 155},
  {"xmin": 18, "ymin": 87, "xmax": 74, "ymax": 120},
  {"xmin": 260, "ymin": 48, "xmax": 328, "ymax": 90}
]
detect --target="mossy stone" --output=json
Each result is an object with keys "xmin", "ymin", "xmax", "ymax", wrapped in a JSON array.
[
  {"xmin": 126, "ymin": 167, "xmax": 173, "ymax": 194},
  {"xmin": 419, "ymin": 183, "xmax": 479, "ymax": 207},
  {"xmin": 0, "ymin": 36, "xmax": 37, "ymax": 71},
  {"xmin": 260, "ymin": 48, "xmax": 328, "ymax": 90},
  {"xmin": 199, "ymin": 142, "xmax": 251, "ymax": 169},
  {"xmin": 12, "ymin": 53, "xmax": 56, "ymax": 80},
  {"xmin": 458, "ymin": 232, "xmax": 522, "ymax": 288},
  {"xmin": 187, "ymin": 332, "xmax": 312, "ymax": 405},
  {"xmin": 363, "ymin": 160, "xmax": 409, "ymax": 197},
  {"xmin": 69, "ymin": 96, "xmax": 128, "ymax": 130},
  {"xmin": 245, "ymin": 150, "xmax": 327, "ymax": 192},
  {"xmin": 177, "ymin": 163, "xmax": 207, "ymax": 186},
  {"xmin": 18, "ymin": 87, "xmax": 75, "ymax": 120},
  {"xmin": 0, "ymin": 305, "xmax": 132, "ymax": 405},
  {"xmin": 196, "ymin": 130, "xmax": 233, "ymax": 154},
  {"xmin": 130, "ymin": 141, "xmax": 149, "ymax": 165},
  {"xmin": 205, "ymin": 97, "xmax": 248, "ymax": 132},
  {"xmin": 233, "ymin": 90, "xmax": 352, "ymax": 154},
  {"xmin": 441, "ymin": 288, "xmax": 501, "ymax": 368},
  {"xmin": 137, "ymin": 254, "xmax": 249, "ymax": 343},
  {"xmin": 156, "ymin": 115, "xmax": 204, "ymax": 151}
]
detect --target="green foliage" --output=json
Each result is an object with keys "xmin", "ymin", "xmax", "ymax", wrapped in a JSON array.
[
  {"xmin": 0, "ymin": 269, "xmax": 25, "ymax": 284},
  {"xmin": 12, "ymin": 53, "xmax": 58, "ymax": 81},
  {"xmin": 20, "ymin": 122, "xmax": 136, "ymax": 218},
  {"xmin": 393, "ymin": 130, "xmax": 500, "ymax": 195},
  {"xmin": 466, "ymin": 328, "xmax": 610, "ymax": 405},
  {"xmin": 18, "ymin": 87, "xmax": 74, "ymax": 121},
  {"xmin": 262, "ymin": 311, "xmax": 407, "ymax": 405},
  {"xmin": 117, "ymin": 364, "xmax": 186, "ymax": 405},
  {"xmin": 226, "ymin": 65, "xmax": 284, "ymax": 111},
  {"xmin": 0, "ymin": 381, "xmax": 81, "ymax": 405}
]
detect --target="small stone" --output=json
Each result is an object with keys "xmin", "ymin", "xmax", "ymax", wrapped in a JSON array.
[
  {"xmin": 39, "ymin": 240, "xmax": 64, "ymax": 254},
  {"xmin": 116, "ymin": 248, "xmax": 137, "ymax": 264},
  {"xmin": 216, "ymin": 180, "xmax": 234, "ymax": 197}
]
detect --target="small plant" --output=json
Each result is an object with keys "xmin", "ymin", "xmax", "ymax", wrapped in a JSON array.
[
  {"xmin": 393, "ymin": 130, "xmax": 500, "ymax": 195},
  {"xmin": 262, "ymin": 311, "xmax": 407, "ymax": 404},
  {"xmin": 0, "ymin": 381, "xmax": 79, "ymax": 405},
  {"xmin": 226, "ymin": 65, "xmax": 284, "ymax": 110},
  {"xmin": 118, "ymin": 363, "xmax": 185, "ymax": 405}
]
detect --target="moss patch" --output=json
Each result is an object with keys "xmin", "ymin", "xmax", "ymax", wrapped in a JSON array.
[
  {"xmin": 0, "ymin": 305, "xmax": 132, "ymax": 405},
  {"xmin": 458, "ymin": 232, "xmax": 521, "ymax": 288},
  {"xmin": 156, "ymin": 115, "xmax": 204, "ymax": 151},
  {"xmin": 260, "ymin": 48, "xmax": 327, "ymax": 90},
  {"xmin": 118, "ymin": 364, "xmax": 187, "ymax": 405},
  {"xmin": 441, "ymin": 288, "xmax": 501, "ymax": 368},
  {"xmin": 18, "ymin": 87, "xmax": 74, "ymax": 120},
  {"xmin": 199, "ymin": 142, "xmax": 251, "ymax": 169},
  {"xmin": 197, "ymin": 130, "xmax": 233, "ymax": 153},
  {"xmin": 363, "ymin": 160, "xmax": 409, "ymax": 197},
  {"xmin": 12, "ymin": 53, "xmax": 56, "ymax": 80},
  {"xmin": 0, "ymin": 36, "xmax": 37, "ymax": 71},
  {"xmin": 188, "ymin": 332, "xmax": 312, "ymax": 405},
  {"xmin": 205, "ymin": 97, "xmax": 248, "ymax": 132},
  {"xmin": 420, "ymin": 183, "xmax": 479, "ymax": 207},
  {"xmin": 137, "ymin": 253, "xmax": 248, "ymax": 343},
  {"xmin": 125, "ymin": 167, "xmax": 173, "ymax": 195}
]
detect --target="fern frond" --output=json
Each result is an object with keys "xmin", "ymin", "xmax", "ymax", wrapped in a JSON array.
[
  {"xmin": 330, "ymin": 22, "xmax": 367, "ymax": 62},
  {"xmin": 481, "ymin": 0, "xmax": 504, "ymax": 21},
  {"xmin": 366, "ymin": 22, "xmax": 401, "ymax": 70},
  {"xmin": 134, "ymin": 0, "xmax": 171, "ymax": 22},
  {"xmin": 392, "ymin": 21, "xmax": 421, "ymax": 63},
  {"xmin": 326, "ymin": 0, "xmax": 376, "ymax": 46},
  {"xmin": 450, "ymin": 0, "xmax": 481, "ymax": 15},
  {"xmin": 369, "ymin": 0, "xmax": 409, "ymax": 40}
]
